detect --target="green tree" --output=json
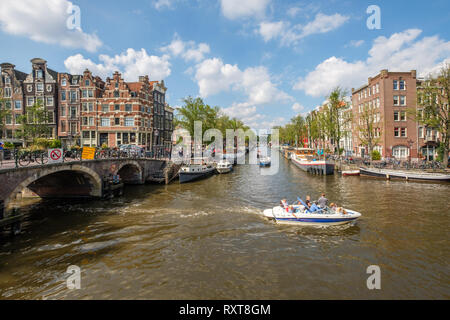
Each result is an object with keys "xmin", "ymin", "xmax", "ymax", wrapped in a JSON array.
[
  {"xmin": 354, "ymin": 102, "xmax": 382, "ymax": 160},
  {"xmin": 0, "ymin": 89, "xmax": 11, "ymax": 139},
  {"xmin": 15, "ymin": 101, "xmax": 52, "ymax": 145},
  {"xmin": 416, "ymin": 64, "xmax": 450, "ymax": 167},
  {"xmin": 175, "ymin": 96, "xmax": 219, "ymax": 138}
]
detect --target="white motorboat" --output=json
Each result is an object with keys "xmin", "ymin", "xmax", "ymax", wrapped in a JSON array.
[
  {"xmin": 262, "ymin": 199, "xmax": 361, "ymax": 226},
  {"xmin": 259, "ymin": 156, "xmax": 271, "ymax": 167},
  {"xmin": 216, "ymin": 160, "xmax": 233, "ymax": 174}
]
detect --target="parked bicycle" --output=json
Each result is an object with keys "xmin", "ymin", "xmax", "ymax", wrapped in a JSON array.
[{"xmin": 17, "ymin": 150, "xmax": 48, "ymax": 167}]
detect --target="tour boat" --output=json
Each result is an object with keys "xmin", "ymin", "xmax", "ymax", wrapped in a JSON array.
[
  {"xmin": 179, "ymin": 160, "xmax": 215, "ymax": 183},
  {"xmin": 291, "ymin": 148, "xmax": 334, "ymax": 175},
  {"xmin": 342, "ymin": 170, "xmax": 360, "ymax": 176},
  {"xmin": 259, "ymin": 156, "xmax": 271, "ymax": 167},
  {"xmin": 262, "ymin": 200, "xmax": 361, "ymax": 226},
  {"xmin": 359, "ymin": 167, "xmax": 450, "ymax": 182},
  {"xmin": 216, "ymin": 160, "xmax": 233, "ymax": 174}
]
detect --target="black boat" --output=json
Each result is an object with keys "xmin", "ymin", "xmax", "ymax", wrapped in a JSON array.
[{"xmin": 179, "ymin": 163, "xmax": 216, "ymax": 183}]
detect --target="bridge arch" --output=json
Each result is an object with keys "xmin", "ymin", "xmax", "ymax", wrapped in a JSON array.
[
  {"xmin": 5, "ymin": 165, "xmax": 102, "ymax": 214},
  {"xmin": 116, "ymin": 160, "xmax": 143, "ymax": 184}
]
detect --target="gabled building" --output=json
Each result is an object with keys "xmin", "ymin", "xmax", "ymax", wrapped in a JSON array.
[
  {"xmin": 23, "ymin": 58, "xmax": 59, "ymax": 139},
  {"xmin": 0, "ymin": 63, "xmax": 27, "ymax": 145}
]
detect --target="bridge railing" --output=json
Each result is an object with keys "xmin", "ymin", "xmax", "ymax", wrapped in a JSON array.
[{"xmin": 0, "ymin": 147, "xmax": 172, "ymax": 169}]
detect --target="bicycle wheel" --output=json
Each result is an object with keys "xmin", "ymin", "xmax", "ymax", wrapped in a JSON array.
[
  {"xmin": 40, "ymin": 153, "xmax": 48, "ymax": 164},
  {"xmin": 18, "ymin": 154, "xmax": 30, "ymax": 167}
]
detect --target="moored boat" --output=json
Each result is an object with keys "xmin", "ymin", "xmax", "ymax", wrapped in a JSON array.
[
  {"xmin": 259, "ymin": 156, "xmax": 271, "ymax": 167},
  {"xmin": 216, "ymin": 160, "xmax": 233, "ymax": 174},
  {"xmin": 342, "ymin": 170, "xmax": 360, "ymax": 176},
  {"xmin": 291, "ymin": 148, "xmax": 334, "ymax": 175},
  {"xmin": 359, "ymin": 167, "xmax": 450, "ymax": 182},
  {"xmin": 179, "ymin": 160, "xmax": 216, "ymax": 183}
]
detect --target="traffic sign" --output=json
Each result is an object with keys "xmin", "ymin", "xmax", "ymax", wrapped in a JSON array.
[
  {"xmin": 48, "ymin": 148, "xmax": 63, "ymax": 163},
  {"xmin": 82, "ymin": 147, "xmax": 96, "ymax": 160}
]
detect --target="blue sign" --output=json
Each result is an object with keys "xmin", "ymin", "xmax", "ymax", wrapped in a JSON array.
[{"xmin": 0, "ymin": 142, "xmax": 4, "ymax": 150}]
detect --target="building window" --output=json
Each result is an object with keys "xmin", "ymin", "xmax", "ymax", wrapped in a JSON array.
[
  {"xmin": 393, "ymin": 146, "xmax": 409, "ymax": 159},
  {"xmin": 393, "ymin": 80, "xmax": 398, "ymax": 90},
  {"xmin": 418, "ymin": 127, "xmax": 423, "ymax": 138},
  {"xmin": 393, "ymin": 95, "xmax": 399, "ymax": 106},
  {"xmin": 71, "ymin": 91, "xmax": 77, "ymax": 102},
  {"xmin": 101, "ymin": 118, "xmax": 110, "ymax": 127},
  {"xmin": 394, "ymin": 127, "xmax": 400, "ymax": 137},
  {"xmin": 125, "ymin": 104, "xmax": 132, "ymax": 112},
  {"xmin": 125, "ymin": 117, "xmax": 134, "ymax": 127},
  {"xmin": 89, "ymin": 103, "xmax": 94, "ymax": 112},
  {"xmin": 61, "ymin": 78, "xmax": 67, "ymax": 86},
  {"xmin": 85, "ymin": 80, "xmax": 90, "ymax": 86},
  {"xmin": 36, "ymin": 83, "xmax": 44, "ymax": 92},
  {"xmin": 82, "ymin": 103, "xmax": 87, "ymax": 112},
  {"xmin": 61, "ymin": 106, "xmax": 66, "ymax": 117},
  {"xmin": 27, "ymin": 97, "xmax": 34, "ymax": 106},
  {"xmin": 400, "ymin": 111, "xmax": 406, "ymax": 121},
  {"xmin": 401, "ymin": 128, "xmax": 407, "ymax": 137},
  {"xmin": 61, "ymin": 90, "xmax": 66, "ymax": 101},
  {"xmin": 83, "ymin": 131, "xmax": 90, "ymax": 139},
  {"xmin": 4, "ymin": 76, "xmax": 11, "ymax": 84},
  {"xmin": 4, "ymin": 87, "xmax": 11, "ymax": 97},
  {"xmin": 61, "ymin": 121, "xmax": 66, "ymax": 132},
  {"xmin": 114, "ymin": 118, "xmax": 120, "ymax": 126},
  {"xmin": 114, "ymin": 91, "xmax": 119, "ymax": 98},
  {"xmin": 115, "ymin": 104, "xmax": 120, "ymax": 111},
  {"xmin": 36, "ymin": 70, "xmax": 43, "ymax": 79},
  {"xmin": 82, "ymin": 117, "xmax": 88, "ymax": 126},
  {"xmin": 394, "ymin": 111, "xmax": 399, "ymax": 121},
  {"xmin": 88, "ymin": 90, "xmax": 93, "ymax": 98},
  {"xmin": 14, "ymin": 100, "xmax": 22, "ymax": 110},
  {"xmin": 400, "ymin": 96, "xmax": 406, "ymax": 106},
  {"xmin": 89, "ymin": 117, "xmax": 94, "ymax": 126},
  {"xmin": 399, "ymin": 80, "xmax": 406, "ymax": 90},
  {"xmin": 5, "ymin": 114, "xmax": 12, "ymax": 125},
  {"xmin": 102, "ymin": 104, "xmax": 109, "ymax": 112},
  {"xmin": 46, "ymin": 97, "xmax": 54, "ymax": 106}
]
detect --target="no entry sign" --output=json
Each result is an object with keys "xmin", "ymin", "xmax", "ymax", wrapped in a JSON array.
[{"xmin": 48, "ymin": 148, "xmax": 63, "ymax": 164}]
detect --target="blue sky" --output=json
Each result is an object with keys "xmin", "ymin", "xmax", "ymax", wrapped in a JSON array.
[{"xmin": 0, "ymin": 0, "xmax": 449, "ymax": 129}]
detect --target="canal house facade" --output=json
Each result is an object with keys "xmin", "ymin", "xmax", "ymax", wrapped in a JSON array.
[
  {"xmin": 352, "ymin": 69, "xmax": 422, "ymax": 160},
  {"xmin": 0, "ymin": 63, "xmax": 27, "ymax": 145}
]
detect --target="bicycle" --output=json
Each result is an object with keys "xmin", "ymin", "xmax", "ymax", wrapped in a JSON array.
[{"xmin": 18, "ymin": 150, "xmax": 48, "ymax": 167}]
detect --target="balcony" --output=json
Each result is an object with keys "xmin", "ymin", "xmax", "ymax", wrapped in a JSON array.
[{"xmin": 424, "ymin": 135, "xmax": 437, "ymax": 143}]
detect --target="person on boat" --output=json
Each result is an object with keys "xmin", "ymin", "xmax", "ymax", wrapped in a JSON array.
[
  {"xmin": 309, "ymin": 201, "xmax": 320, "ymax": 213},
  {"xmin": 280, "ymin": 199, "xmax": 288, "ymax": 209},
  {"xmin": 318, "ymin": 193, "xmax": 328, "ymax": 208},
  {"xmin": 330, "ymin": 203, "xmax": 337, "ymax": 211},
  {"xmin": 287, "ymin": 205, "xmax": 295, "ymax": 213},
  {"xmin": 305, "ymin": 195, "xmax": 311, "ymax": 207}
]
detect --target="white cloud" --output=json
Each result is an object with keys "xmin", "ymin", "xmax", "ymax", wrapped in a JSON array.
[
  {"xmin": 258, "ymin": 21, "xmax": 286, "ymax": 42},
  {"xmin": 292, "ymin": 103, "xmax": 304, "ymax": 112},
  {"xmin": 64, "ymin": 49, "xmax": 171, "ymax": 81},
  {"xmin": 0, "ymin": 0, "xmax": 102, "ymax": 52},
  {"xmin": 294, "ymin": 29, "xmax": 450, "ymax": 97},
  {"xmin": 194, "ymin": 58, "xmax": 292, "ymax": 107},
  {"xmin": 161, "ymin": 35, "xmax": 210, "ymax": 63},
  {"xmin": 287, "ymin": 7, "xmax": 302, "ymax": 18},
  {"xmin": 153, "ymin": 0, "xmax": 173, "ymax": 10},
  {"xmin": 347, "ymin": 40, "xmax": 365, "ymax": 48},
  {"xmin": 220, "ymin": 0, "xmax": 271, "ymax": 20},
  {"xmin": 257, "ymin": 13, "xmax": 349, "ymax": 46}
]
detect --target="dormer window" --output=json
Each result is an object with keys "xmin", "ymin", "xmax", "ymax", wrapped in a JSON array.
[
  {"xmin": 4, "ymin": 76, "xmax": 11, "ymax": 84},
  {"xmin": 61, "ymin": 78, "xmax": 67, "ymax": 86},
  {"xmin": 85, "ymin": 80, "xmax": 90, "ymax": 86},
  {"xmin": 36, "ymin": 70, "xmax": 43, "ymax": 79}
]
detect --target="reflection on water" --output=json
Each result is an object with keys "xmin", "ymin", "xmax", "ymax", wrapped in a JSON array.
[{"xmin": 0, "ymin": 156, "xmax": 449, "ymax": 299}]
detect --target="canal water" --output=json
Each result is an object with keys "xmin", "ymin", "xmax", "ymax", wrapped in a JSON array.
[{"xmin": 0, "ymin": 155, "xmax": 449, "ymax": 299}]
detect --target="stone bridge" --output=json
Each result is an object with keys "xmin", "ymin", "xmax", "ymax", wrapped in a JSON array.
[{"xmin": 0, "ymin": 158, "xmax": 170, "ymax": 218}]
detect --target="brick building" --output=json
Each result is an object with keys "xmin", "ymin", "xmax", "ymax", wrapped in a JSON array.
[
  {"xmin": 0, "ymin": 63, "xmax": 27, "ymax": 145},
  {"xmin": 23, "ymin": 58, "xmax": 59, "ymax": 139},
  {"xmin": 94, "ymin": 72, "xmax": 153, "ymax": 149},
  {"xmin": 1, "ymin": 58, "xmax": 173, "ymax": 152},
  {"xmin": 352, "ymin": 69, "xmax": 421, "ymax": 160}
]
